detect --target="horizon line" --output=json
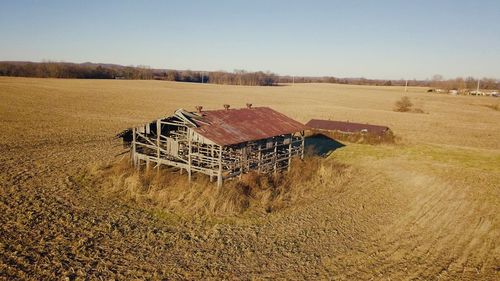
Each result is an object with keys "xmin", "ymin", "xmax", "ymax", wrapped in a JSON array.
[{"xmin": 1, "ymin": 59, "xmax": 498, "ymax": 81}]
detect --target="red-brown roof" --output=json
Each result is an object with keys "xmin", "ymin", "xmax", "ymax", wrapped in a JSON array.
[
  {"xmin": 306, "ymin": 119, "xmax": 389, "ymax": 136},
  {"xmin": 192, "ymin": 107, "xmax": 306, "ymax": 146}
]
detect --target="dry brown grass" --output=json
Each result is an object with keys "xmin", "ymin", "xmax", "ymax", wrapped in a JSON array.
[
  {"xmin": 2, "ymin": 77, "xmax": 499, "ymax": 150},
  {"xmin": 90, "ymin": 157, "xmax": 350, "ymax": 217},
  {"xmin": 483, "ymin": 103, "xmax": 500, "ymax": 111}
]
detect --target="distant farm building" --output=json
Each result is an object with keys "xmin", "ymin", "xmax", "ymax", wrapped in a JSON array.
[
  {"xmin": 306, "ymin": 119, "xmax": 390, "ymax": 135},
  {"xmin": 118, "ymin": 105, "xmax": 306, "ymax": 186},
  {"xmin": 428, "ymin": 88, "xmax": 499, "ymax": 97},
  {"xmin": 305, "ymin": 119, "xmax": 394, "ymax": 144},
  {"xmin": 427, "ymin": 88, "xmax": 446, "ymax": 93},
  {"xmin": 468, "ymin": 90, "xmax": 486, "ymax": 96}
]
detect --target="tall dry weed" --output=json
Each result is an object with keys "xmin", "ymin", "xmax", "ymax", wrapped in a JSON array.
[
  {"xmin": 394, "ymin": 96, "xmax": 424, "ymax": 113},
  {"xmin": 483, "ymin": 103, "xmax": 499, "ymax": 111},
  {"xmin": 89, "ymin": 157, "xmax": 350, "ymax": 217}
]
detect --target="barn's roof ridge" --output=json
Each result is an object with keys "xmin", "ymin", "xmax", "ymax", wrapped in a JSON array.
[{"xmin": 197, "ymin": 106, "xmax": 272, "ymax": 113}]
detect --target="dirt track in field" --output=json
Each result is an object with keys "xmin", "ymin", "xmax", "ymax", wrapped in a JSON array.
[{"xmin": 1, "ymin": 77, "xmax": 499, "ymax": 280}]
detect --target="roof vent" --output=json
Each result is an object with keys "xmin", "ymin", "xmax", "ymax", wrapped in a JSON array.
[
  {"xmin": 223, "ymin": 104, "xmax": 230, "ymax": 110},
  {"xmin": 246, "ymin": 103, "xmax": 252, "ymax": 109},
  {"xmin": 195, "ymin": 105, "xmax": 203, "ymax": 113}
]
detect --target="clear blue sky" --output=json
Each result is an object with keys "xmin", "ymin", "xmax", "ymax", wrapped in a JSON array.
[{"xmin": 1, "ymin": 0, "xmax": 499, "ymax": 80}]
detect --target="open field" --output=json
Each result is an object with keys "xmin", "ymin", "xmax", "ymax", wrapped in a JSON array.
[{"xmin": 1, "ymin": 77, "xmax": 499, "ymax": 280}]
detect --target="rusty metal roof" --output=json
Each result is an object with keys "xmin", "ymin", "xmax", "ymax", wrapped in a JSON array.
[
  {"xmin": 193, "ymin": 107, "xmax": 307, "ymax": 146},
  {"xmin": 306, "ymin": 119, "xmax": 390, "ymax": 136}
]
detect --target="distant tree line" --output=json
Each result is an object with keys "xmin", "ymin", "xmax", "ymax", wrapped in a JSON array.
[
  {"xmin": 0, "ymin": 62, "xmax": 278, "ymax": 86},
  {"xmin": 427, "ymin": 74, "xmax": 499, "ymax": 91},
  {"xmin": 158, "ymin": 69, "xmax": 278, "ymax": 86},
  {"xmin": 278, "ymin": 76, "xmax": 396, "ymax": 86},
  {"xmin": 278, "ymin": 74, "xmax": 499, "ymax": 90},
  {"xmin": 0, "ymin": 62, "xmax": 153, "ymax": 79},
  {"xmin": 1, "ymin": 62, "xmax": 498, "ymax": 90}
]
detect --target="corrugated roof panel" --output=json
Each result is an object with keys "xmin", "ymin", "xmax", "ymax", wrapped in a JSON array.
[{"xmin": 192, "ymin": 107, "xmax": 307, "ymax": 146}]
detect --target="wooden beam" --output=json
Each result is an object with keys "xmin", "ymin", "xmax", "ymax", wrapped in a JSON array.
[
  {"xmin": 217, "ymin": 146, "xmax": 223, "ymax": 188},
  {"xmin": 239, "ymin": 147, "xmax": 245, "ymax": 179},
  {"xmin": 135, "ymin": 153, "xmax": 217, "ymax": 176},
  {"xmin": 288, "ymin": 134, "xmax": 292, "ymax": 171},
  {"xmin": 160, "ymin": 121, "xmax": 188, "ymax": 127},
  {"xmin": 156, "ymin": 119, "xmax": 161, "ymax": 169},
  {"xmin": 135, "ymin": 131, "xmax": 158, "ymax": 147},
  {"xmin": 273, "ymin": 139, "xmax": 278, "ymax": 174},
  {"xmin": 133, "ymin": 141, "xmax": 169, "ymax": 155},
  {"xmin": 188, "ymin": 129, "xmax": 192, "ymax": 183},
  {"xmin": 300, "ymin": 131, "xmax": 305, "ymax": 160},
  {"xmin": 257, "ymin": 145, "xmax": 262, "ymax": 173},
  {"xmin": 132, "ymin": 127, "xmax": 137, "ymax": 167}
]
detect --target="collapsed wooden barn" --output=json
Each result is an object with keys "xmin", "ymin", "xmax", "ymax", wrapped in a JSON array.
[{"xmin": 118, "ymin": 105, "xmax": 306, "ymax": 187}]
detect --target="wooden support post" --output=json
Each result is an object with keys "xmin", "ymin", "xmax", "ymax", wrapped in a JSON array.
[
  {"xmin": 217, "ymin": 146, "xmax": 223, "ymax": 188},
  {"xmin": 300, "ymin": 131, "xmax": 305, "ymax": 160},
  {"xmin": 287, "ymin": 134, "xmax": 292, "ymax": 171},
  {"xmin": 132, "ymin": 127, "xmax": 136, "ymax": 166},
  {"xmin": 273, "ymin": 139, "xmax": 278, "ymax": 174},
  {"xmin": 156, "ymin": 119, "xmax": 161, "ymax": 169},
  {"xmin": 239, "ymin": 147, "xmax": 245, "ymax": 179},
  {"xmin": 188, "ymin": 130, "xmax": 192, "ymax": 183},
  {"xmin": 257, "ymin": 144, "xmax": 262, "ymax": 173},
  {"xmin": 247, "ymin": 144, "xmax": 252, "ymax": 171}
]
